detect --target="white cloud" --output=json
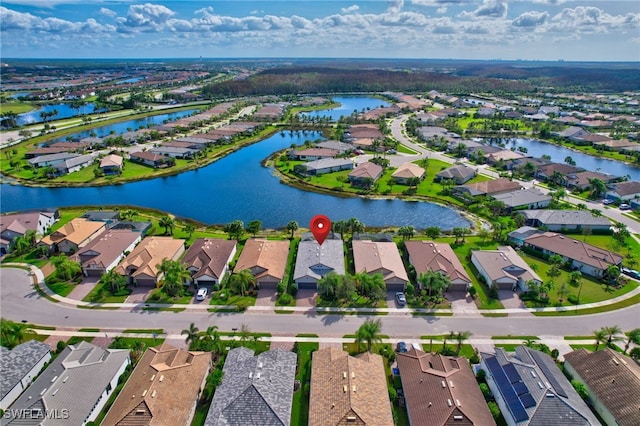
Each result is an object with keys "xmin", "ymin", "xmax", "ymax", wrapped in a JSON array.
[
  {"xmin": 459, "ymin": 0, "xmax": 508, "ymax": 19},
  {"xmin": 512, "ymin": 11, "xmax": 549, "ymax": 27},
  {"xmin": 387, "ymin": 0, "xmax": 404, "ymax": 14},
  {"xmin": 99, "ymin": 8, "xmax": 117, "ymax": 18},
  {"xmin": 341, "ymin": 5, "xmax": 360, "ymax": 14},
  {"xmin": 532, "ymin": 0, "xmax": 568, "ymax": 4},
  {"xmin": 118, "ymin": 3, "xmax": 175, "ymax": 31}
]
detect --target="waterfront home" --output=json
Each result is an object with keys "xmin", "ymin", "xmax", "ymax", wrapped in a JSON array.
[
  {"xmin": 56, "ymin": 153, "xmax": 94, "ymax": 175},
  {"xmin": 27, "ymin": 152, "xmax": 78, "ymax": 168},
  {"xmin": 344, "ymin": 123, "xmax": 385, "ymax": 140},
  {"xmin": 288, "ymin": 147, "xmax": 339, "ymax": 161},
  {"xmin": 129, "ymin": 151, "xmax": 171, "ymax": 168},
  {"xmin": 523, "ymin": 232, "xmax": 622, "ymax": 278},
  {"xmin": 309, "ymin": 347, "xmax": 393, "ymax": 426},
  {"xmin": 114, "ymin": 236, "xmax": 186, "ymax": 286},
  {"xmin": 485, "ymin": 149, "xmax": 526, "ymax": 168},
  {"xmin": 301, "ymin": 158, "xmax": 353, "ymax": 176},
  {"xmin": 205, "ymin": 347, "xmax": 296, "ymax": 426},
  {"xmin": 39, "ymin": 218, "xmax": 106, "ymax": 254},
  {"xmin": 453, "ymin": 178, "xmax": 522, "ymax": 198},
  {"xmin": 565, "ymin": 170, "xmax": 619, "ymax": 192},
  {"xmin": 352, "ymin": 240, "xmax": 408, "ymax": 292},
  {"xmin": 518, "ymin": 210, "xmax": 612, "ymax": 232},
  {"xmin": 564, "ymin": 348, "xmax": 640, "ymax": 426},
  {"xmin": 81, "ymin": 210, "xmax": 120, "ymax": 226},
  {"xmin": 605, "ymin": 180, "xmax": 640, "ymax": 202},
  {"xmin": 71, "ymin": 229, "xmax": 141, "ymax": 277},
  {"xmin": 348, "ymin": 162, "xmax": 383, "ymax": 188},
  {"xmin": 405, "ymin": 240, "xmax": 471, "ymax": 292},
  {"xmin": 0, "ymin": 340, "xmax": 51, "ymax": 411},
  {"xmin": 481, "ymin": 347, "xmax": 599, "ymax": 426},
  {"xmin": 233, "ymin": 238, "xmax": 290, "ymax": 289},
  {"xmin": 434, "ymin": 164, "xmax": 477, "ymax": 184},
  {"xmin": 391, "ymin": 162, "xmax": 425, "ymax": 184},
  {"xmin": 535, "ymin": 163, "xmax": 584, "ymax": 184},
  {"xmin": 471, "ymin": 246, "xmax": 541, "ymax": 291},
  {"xmin": 507, "ymin": 226, "xmax": 543, "ymax": 247},
  {"xmin": 397, "ymin": 348, "xmax": 495, "ymax": 426},
  {"xmin": 491, "ymin": 188, "xmax": 552, "ymax": 211},
  {"xmin": 182, "ymin": 238, "xmax": 237, "ymax": 289},
  {"xmin": 315, "ymin": 140, "xmax": 354, "ymax": 153},
  {"xmin": 149, "ymin": 145, "xmax": 197, "ymax": 159},
  {"xmin": 0, "ymin": 210, "xmax": 58, "ymax": 254},
  {"xmin": 4, "ymin": 341, "xmax": 130, "ymax": 426},
  {"xmin": 293, "ymin": 234, "xmax": 345, "ymax": 290},
  {"xmin": 24, "ymin": 146, "xmax": 69, "ymax": 158},
  {"xmin": 99, "ymin": 154, "xmax": 124, "ymax": 175},
  {"xmin": 102, "ymin": 343, "xmax": 211, "ymax": 426}
]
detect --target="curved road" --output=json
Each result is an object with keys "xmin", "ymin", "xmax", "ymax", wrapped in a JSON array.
[{"xmin": 2, "ymin": 268, "xmax": 638, "ymax": 338}]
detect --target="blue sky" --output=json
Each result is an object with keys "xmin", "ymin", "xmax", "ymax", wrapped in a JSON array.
[{"xmin": 1, "ymin": 1, "xmax": 639, "ymax": 61}]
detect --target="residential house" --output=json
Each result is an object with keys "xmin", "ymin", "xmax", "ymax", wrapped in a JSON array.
[
  {"xmin": 434, "ymin": 164, "xmax": 477, "ymax": 184},
  {"xmin": 130, "ymin": 151, "xmax": 171, "ymax": 168},
  {"xmin": 592, "ymin": 139, "xmax": 637, "ymax": 151},
  {"xmin": 518, "ymin": 210, "xmax": 612, "ymax": 232},
  {"xmin": 39, "ymin": 218, "xmax": 106, "ymax": 254},
  {"xmin": 507, "ymin": 226, "xmax": 543, "ymax": 247},
  {"xmin": 553, "ymin": 126, "xmax": 588, "ymax": 140},
  {"xmin": 234, "ymin": 239, "xmax": 290, "ymax": 289},
  {"xmin": 564, "ymin": 348, "xmax": 640, "ymax": 426},
  {"xmin": 114, "ymin": 236, "xmax": 186, "ymax": 286},
  {"xmin": 149, "ymin": 146, "xmax": 197, "ymax": 159},
  {"xmin": 605, "ymin": 180, "xmax": 640, "ymax": 202},
  {"xmin": 182, "ymin": 238, "xmax": 237, "ymax": 288},
  {"xmin": 81, "ymin": 210, "xmax": 121, "ymax": 227},
  {"xmin": 391, "ymin": 162, "xmax": 425, "ymax": 184},
  {"xmin": 293, "ymin": 234, "xmax": 345, "ymax": 290},
  {"xmin": 4, "ymin": 341, "xmax": 130, "ymax": 426},
  {"xmin": 348, "ymin": 162, "xmax": 383, "ymax": 188},
  {"xmin": 0, "ymin": 210, "xmax": 58, "ymax": 255},
  {"xmin": 523, "ymin": 232, "xmax": 622, "ymax": 278},
  {"xmin": 309, "ymin": 347, "xmax": 393, "ymax": 426},
  {"xmin": 71, "ymin": 229, "xmax": 141, "ymax": 277},
  {"xmin": 0, "ymin": 340, "xmax": 51, "ymax": 410},
  {"xmin": 99, "ymin": 154, "xmax": 124, "ymax": 175},
  {"xmin": 405, "ymin": 240, "xmax": 471, "ymax": 292},
  {"xmin": 204, "ymin": 347, "xmax": 296, "ymax": 426},
  {"xmin": 102, "ymin": 343, "xmax": 211, "ymax": 426},
  {"xmin": 535, "ymin": 163, "xmax": 584, "ymax": 184},
  {"xmin": 471, "ymin": 246, "xmax": 541, "ymax": 291},
  {"xmin": 352, "ymin": 240, "xmax": 408, "ymax": 291},
  {"xmin": 485, "ymin": 150, "xmax": 526, "ymax": 168},
  {"xmin": 24, "ymin": 146, "xmax": 70, "ymax": 158},
  {"xmin": 288, "ymin": 147, "xmax": 339, "ymax": 161},
  {"xmin": 396, "ymin": 348, "xmax": 495, "ymax": 426},
  {"xmin": 27, "ymin": 152, "xmax": 79, "ymax": 168},
  {"xmin": 453, "ymin": 178, "xmax": 522, "ymax": 198},
  {"xmin": 56, "ymin": 154, "xmax": 94, "ymax": 175},
  {"xmin": 565, "ymin": 171, "xmax": 619, "ymax": 192},
  {"xmin": 481, "ymin": 347, "xmax": 599, "ymax": 426},
  {"xmin": 111, "ymin": 221, "xmax": 152, "ymax": 235},
  {"xmin": 492, "ymin": 188, "xmax": 552, "ymax": 211},
  {"xmin": 315, "ymin": 140, "xmax": 354, "ymax": 153},
  {"xmin": 301, "ymin": 158, "xmax": 353, "ymax": 176}
]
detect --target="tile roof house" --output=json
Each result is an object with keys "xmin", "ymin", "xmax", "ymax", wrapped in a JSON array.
[
  {"xmin": 405, "ymin": 240, "xmax": 471, "ymax": 292},
  {"xmin": 0, "ymin": 340, "xmax": 51, "ymax": 410},
  {"xmin": 102, "ymin": 343, "xmax": 211, "ymax": 426},
  {"xmin": 481, "ymin": 347, "xmax": 599, "ymax": 426},
  {"xmin": 492, "ymin": 188, "xmax": 552, "ymax": 210},
  {"xmin": 27, "ymin": 152, "xmax": 79, "ymax": 168},
  {"xmin": 352, "ymin": 240, "xmax": 409, "ymax": 291},
  {"xmin": 564, "ymin": 171, "xmax": 619, "ymax": 192},
  {"xmin": 0, "ymin": 210, "xmax": 58, "ymax": 255},
  {"xmin": 71, "ymin": 229, "xmax": 142, "ymax": 277},
  {"xmin": 234, "ymin": 239, "xmax": 290, "ymax": 289},
  {"xmin": 348, "ymin": 162, "xmax": 384, "ymax": 188},
  {"xmin": 56, "ymin": 153, "xmax": 94, "ymax": 175},
  {"xmin": 293, "ymin": 234, "xmax": 345, "ymax": 290},
  {"xmin": 114, "ymin": 236, "xmax": 186, "ymax": 286},
  {"xmin": 288, "ymin": 147, "xmax": 339, "ymax": 161},
  {"xmin": 518, "ymin": 210, "xmax": 612, "ymax": 232},
  {"xmin": 309, "ymin": 347, "xmax": 393, "ymax": 426},
  {"xmin": 391, "ymin": 162, "xmax": 425, "ymax": 184},
  {"xmin": 99, "ymin": 154, "xmax": 124, "ymax": 175},
  {"xmin": 454, "ymin": 178, "xmax": 522, "ymax": 197},
  {"xmin": 535, "ymin": 163, "xmax": 585, "ymax": 184},
  {"xmin": 605, "ymin": 180, "xmax": 640, "ymax": 201},
  {"xmin": 564, "ymin": 348, "xmax": 640, "ymax": 426},
  {"xmin": 471, "ymin": 246, "xmax": 541, "ymax": 291},
  {"xmin": 507, "ymin": 226, "xmax": 543, "ymax": 247},
  {"xmin": 4, "ymin": 341, "xmax": 130, "ymax": 426},
  {"xmin": 435, "ymin": 164, "xmax": 477, "ymax": 184},
  {"xmin": 315, "ymin": 140, "xmax": 354, "ymax": 153},
  {"xmin": 396, "ymin": 348, "xmax": 495, "ymax": 425},
  {"xmin": 182, "ymin": 238, "xmax": 237, "ymax": 288},
  {"xmin": 523, "ymin": 232, "xmax": 623, "ymax": 278},
  {"xmin": 301, "ymin": 158, "xmax": 353, "ymax": 176},
  {"xmin": 130, "ymin": 151, "xmax": 171, "ymax": 168},
  {"xmin": 39, "ymin": 218, "xmax": 106, "ymax": 254},
  {"xmin": 205, "ymin": 347, "xmax": 296, "ymax": 426}
]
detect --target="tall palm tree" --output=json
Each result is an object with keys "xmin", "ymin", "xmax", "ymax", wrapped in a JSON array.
[
  {"xmin": 157, "ymin": 259, "xmax": 190, "ymax": 297},
  {"xmin": 181, "ymin": 322, "xmax": 200, "ymax": 346},
  {"xmin": 355, "ymin": 318, "xmax": 383, "ymax": 353},
  {"xmin": 159, "ymin": 215, "xmax": 175, "ymax": 235},
  {"xmin": 593, "ymin": 329, "xmax": 607, "ymax": 350},
  {"xmin": 454, "ymin": 331, "xmax": 473, "ymax": 356},
  {"xmin": 602, "ymin": 325, "xmax": 624, "ymax": 346},
  {"xmin": 623, "ymin": 328, "xmax": 640, "ymax": 354},
  {"xmin": 229, "ymin": 269, "xmax": 256, "ymax": 296},
  {"xmin": 286, "ymin": 220, "xmax": 298, "ymax": 239}
]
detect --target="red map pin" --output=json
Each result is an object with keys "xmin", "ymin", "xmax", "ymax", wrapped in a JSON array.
[{"xmin": 310, "ymin": 214, "xmax": 331, "ymax": 246}]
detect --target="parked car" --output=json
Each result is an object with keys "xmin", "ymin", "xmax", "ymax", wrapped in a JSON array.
[
  {"xmin": 196, "ymin": 287, "xmax": 208, "ymax": 301},
  {"xmin": 603, "ymin": 199, "xmax": 614, "ymax": 205},
  {"xmin": 622, "ymin": 268, "xmax": 640, "ymax": 279},
  {"xmin": 354, "ymin": 149, "xmax": 365, "ymax": 155},
  {"xmin": 395, "ymin": 292, "xmax": 406, "ymax": 307},
  {"xmin": 619, "ymin": 203, "xmax": 631, "ymax": 210},
  {"xmin": 396, "ymin": 341, "xmax": 408, "ymax": 353}
]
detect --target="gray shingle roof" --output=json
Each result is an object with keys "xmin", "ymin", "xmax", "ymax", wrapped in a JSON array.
[
  {"xmin": 293, "ymin": 236, "xmax": 345, "ymax": 282},
  {"xmin": 519, "ymin": 210, "xmax": 611, "ymax": 227},
  {"xmin": 205, "ymin": 347, "xmax": 297, "ymax": 426},
  {"xmin": 0, "ymin": 340, "xmax": 51, "ymax": 401},
  {"xmin": 492, "ymin": 189, "xmax": 552, "ymax": 208}
]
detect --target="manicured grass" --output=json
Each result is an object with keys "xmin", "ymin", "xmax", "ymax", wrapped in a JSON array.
[
  {"xmin": 494, "ymin": 344, "xmax": 520, "ymax": 352},
  {"xmin": 141, "ymin": 307, "xmax": 185, "ymax": 312},
  {"xmin": 532, "ymin": 292, "xmax": 640, "ymax": 316},
  {"xmin": 46, "ymin": 280, "xmax": 75, "ymax": 297},
  {"xmin": 316, "ymin": 295, "xmax": 387, "ymax": 309},
  {"xmin": 1, "ymin": 250, "xmax": 49, "ymax": 268},
  {"xmin": 82, "ymin": 281, "xmax": 130, "ymax": 303},
  {"xmin": 482, "ymin": 312, "xmax": 509, "ymax": 317},
  {"xmin": 208, "ymin": 293, "xmax": 256, "ymax": 308},
  {"xmin": 564, "ymin": 336, "xmax": 594, "ymax": 340},
  {"xmin": 67, "ymin": 335, "xmax": 94, "ymax": 345},
  {"xmin": 122, "ymin": 328, "xmax": 164, "ymax": 334},
  {"xmin": 0, "ymin": 100, "xmax": 35, "ymax": 114},
  {"xmin": 109, "ymin": 337, "xmax": 165, "ymax": 348},
  {"xmin": 146, "ymin": 288, "xmax": 193, "ymax": 304},
  {"xmin": 397, "ymin": 143, "xmax": 418, "ymax": 154},
  {"xmin": 78, "ymin": 328, "xmax": 100, "ymax": 332},
  {"xmin": 291, "ymin": 342, "xmax": 318, "ymax": 426},
  {"xmin": 411, "ymin": 311, "xmax": 454, "ymax": 317},
  {"xmin": 492, "ymin": 335, "xmax": 539, "ymax": 340}
]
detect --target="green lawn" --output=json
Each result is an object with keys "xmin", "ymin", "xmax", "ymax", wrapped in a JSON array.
[
  {"xmin": 316, "ymin": 294, "xmax": 387, "ymax": 309},
  {"xmin": 291, "ymin": 342, "xmax": 318, "ymax": 426},
  {"xmin": 46, "ymin": 280, "xmax": 76, "ymax": 297},
  {"xmin": 82, "ymin": 281, "xmax": 130, "ymax": 303}
]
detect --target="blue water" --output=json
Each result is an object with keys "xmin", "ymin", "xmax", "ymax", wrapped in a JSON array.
[
  {"xmin": 299, "ymin": 96, "xmax": 390, "ymax": 121},
  {"xmin": 502, "ymin": 138, "xmax": 640, "ymax": 181},
  {"xmin": 16, "ymin": 103, "xmax": 103, "ymax": 126},
  {"xmin": 116, "ymin": 77, "xmax": 144, "ymax": 84},
  {"xmin": 0, "ymin": 130, "xmax": 469, "ymax": 229}
]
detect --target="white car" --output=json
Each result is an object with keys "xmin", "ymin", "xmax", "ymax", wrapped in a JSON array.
[{"xmin": 196, "ymin": 288, "xmax": 208, "ymax": 301}]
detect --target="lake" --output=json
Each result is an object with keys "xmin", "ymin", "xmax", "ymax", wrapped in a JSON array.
[
  {"xmin": 299, "ymin": 96, "xmax": 390, "ymax": 121},
  {"xmin": 16, "ymin": 103, "xmax": 103, "ymax": 126}
]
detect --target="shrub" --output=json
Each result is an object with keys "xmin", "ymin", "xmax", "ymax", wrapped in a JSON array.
[
  {"xmin": 388, "ymin": 385, "xmax": 397, "ymax": 401},
  {"xmin": 468, "ymin": 286, "xmax": 477, "ymax": 299},
  {"xmin": 567, "ymin": 294, "xmax": 579, "ymax": 305},
  {"xmin": 405, "ymin": 283, "xmax": 415, "ymax": 296},
  {"xmin": 276, "ymin": 281, "xmax": 286, "ymax": 294},
  {"xmin": 56, "ymin": 340, "xmax": 67, "ymax": 353},
  {"xmin": 488, "ymin": 401, "xmax": 501, "ymax": 420},
  {"xmin": 278, "ymin": 293, "xmax": 293, "ymax": 305}
]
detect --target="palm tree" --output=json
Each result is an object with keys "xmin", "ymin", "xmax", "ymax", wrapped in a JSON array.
[
  {"xmin": 181, "ymin": 322, "xmax": 200, "ymax": 346},
  {"xmin": 159, "ymin": 215, "xmax": 175, "ymax": 235},
  {"xmin": 454, "ymin": 331, "xmax": 473, "ymax": 356},
  {"xmin": 348, "ymin": 217, "xmax": 365, "ymax": 237},
  {"xmin": 100, "ymin": 269, "xmax": 128, "ymax": 294},
  {"xmin": 184, "ymin": 224, "xmax": 196, "ymax": 240},
  {"xmin": 317, "ymin": 272, "xmax": 340, "ymax": 300},
  {"xmin": 355, "ymin": 318, "xmax": 383, "ymax": 353},
  {"xmin": 602, "ymin": 325, "xmax": 624, "ymax": 347},
  {"xmin": 623, "ymin": 328, "xmax": 640, "ymax": 354},
  {"xmin": 229, "ymin": 269, "xmax": 256, "ymax": 296},
  {"xmin": 418, "ymin": 271, "xmax": 450, "ymax": 298},
  {"xmin": 588, "ymin": 178, "xmax": 607, "ymax": 199},
  {"xmin": 286, "ymin": 220, "xmax": 298, "ymax": 239},
  {"xmin": 157, "ymin": 259, "xmax": 190, "ymax": 297},
  {"xmin": 593, "ymin": 329, "xmax": 607, "ymax": 351}
]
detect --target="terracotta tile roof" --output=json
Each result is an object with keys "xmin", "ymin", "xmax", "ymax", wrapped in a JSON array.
[
  {"xmin": 40, "ymin": 218, "xmax": 105, "ymax": 247},
  {"xmin": 309, "ymin": 347, "xmax": 393, "ymax": 426},
  {"xmin": 397, "ymin": 348, "xmax": 496, "ymax": 426},
  {"xmin": 405, "ymin": 241, "xmax": 471, "ymax": 285},
  {"xmin": 115, "ymin": 236, "xmax": 185, "ymax": 280},
  {"xmin": 349, "ymin": 162, "xmax": 383, "ymax": 180},
  {"xmin": 564, "ymin": 348, "xmax": 640, "ymax": 426},
  {"xmin": 182, "ymin": 238, "xmax": 236, "ymax": 281},
  {"xmin": 234, "ymin": 238, "xmax": 290, "ymax": 281},
  {"xmin": 607, "ymin": 180, "xmax": 640, "ymax": 197},
  {"xmin": 71, "ymin": 229, "xmax": 141, "ymax": 270},
  {"xmin": 102, "ymin": 343, "xmax": 211, "ymax": 426},
  {"xmin": 352, "ymin": 240, "xmax": 408, "ymax": 283},
  {"xmin": 391, "ymin": 162, "xmax": 425, "ymax": 180},
  {"xmin": 455, "ymin": 178, "xmax": 522, "ymax": 196},
  {"xmin": 100, "ymin": 154, "xmax": 124, "ymax": 168}
]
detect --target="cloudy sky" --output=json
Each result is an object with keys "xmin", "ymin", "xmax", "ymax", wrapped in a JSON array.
[{"xmin": 1, "ymin": 1, "xmax": 638, "ymax": 61}]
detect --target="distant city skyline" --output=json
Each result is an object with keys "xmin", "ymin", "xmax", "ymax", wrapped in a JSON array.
[{"xmin": 1, "ymin": 1, "xmax": 638, "ymax": 61}]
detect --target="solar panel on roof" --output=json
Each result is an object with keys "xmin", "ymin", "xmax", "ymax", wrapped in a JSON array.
[
  {"xmin": 513, "ymin": 381, "xmax": 529, "ymax": 395},
  {"xmin": 503, "ymin": 363, "xmax": 523, "ymax": 383},
  {"xmin": 520, "ymin": 393, "xmax": 536, "ymax": 408},
  {"xmin": 529, "ymin": 350, "xmax": 568, "ymax": 398},
  {"xmin": 485, "ymin": 357, "xmax": 530, "ymax": 423}
]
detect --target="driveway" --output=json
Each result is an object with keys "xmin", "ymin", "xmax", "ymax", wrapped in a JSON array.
[
  {"xmin": 125, "ymin": 286, "xmax": 154, "ymax": 303},
  {"xmin": 67, "ymin": 276, "xmax": 100, "ymax": 301},
  {"xmin": 446, "ymin": 291, "xmax": 481, "ymax": 317},
  {"xmin": 296, "ymin": 289, "xmax": 317, "ymax": 308},
  {"xmin": 256, "ymin": 288, "xmax": 277, "ymax": 307},
  {"xmin": 499, "ymin": 290, "xmax": 530, "ymax": 314}
]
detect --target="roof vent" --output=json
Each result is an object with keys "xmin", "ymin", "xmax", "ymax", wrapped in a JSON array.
[
  {"xmin": 352, "ymin": 372, "xmax": 356, "ymax": 379},
  {"xmin": 62, "ymin": 377, "xmax": 68, "ymax": 383},
  {"xmin": 546, "ymin": 393, "xmax": 555, "ymax": 397},
  {"xmin": 613, "ymin": 358, "xmax": 619, "ymax": 365},
  {"xmin": 447, "ymin": 399, "xmax": 453, "ymax": 407},
  {"xmin": 347, "ymin": 416, "xmax": 357, "ymax": 422},
  {"xmin": 531, "ymin": 371, "xmax": 537, "ymax": 378},
  {"xmin": 343, "ymin": 371, "xmax": 347, "ymax": 379},
  {"xmin": 441, "ymin": 381, "xmax": 446, "ymax": 388},
  {"xmin": 51, "ymin": 376, "xmax": 58, "ymax": 383},
  {"xmin": 142, "ymin": 389, "xmax": 147, "ymax": 397},
  {"xmin": 159, "ymin": 375, "xmax": 164, "ymax": 382},
  {"xmin": 343, "ymin": 385, "xmax": 348, "ymax": 393},
  {"xmin": 456, "ymin": 399, "xmax": 461, "ymax": 406},
  {"xmin": 249, "ymin": 372, "xmax": 253, "ymax": 379},
  {"xmin": 256, "ymin": 372, "xmax": 261, "ymax": 379},
  {"xmin": 449, "ymin": 381, "xmax": 454, "ymax": 388},
  {"xmin": 454, "ymin": 415, "xmax": 464, "ymax": 421},
  {"xmin": 150, "ymin": 374, "xmax": 155, "ymax": 382},
  {"xmin": 352, "ymin": 385, "xmax": 357, "ymax": 392},
  {"xmin": 151, "ymin": 390, "xmax": 157, "ymax": 398},
  {"xmin": 51, "ymin": 388, "xmax": 59, "ymax": 397}
]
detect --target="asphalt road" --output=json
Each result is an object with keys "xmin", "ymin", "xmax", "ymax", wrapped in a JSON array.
[{"xmin": 2, "ymin": 268, "xmax": 638, "ymax": 338}]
